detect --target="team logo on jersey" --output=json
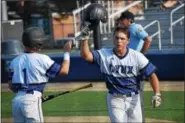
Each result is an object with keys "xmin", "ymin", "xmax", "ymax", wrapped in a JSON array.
[
  {"xmin": 109, "ymin": 64, "xmax": 133, "ymax": 74},
  {"xmin": 137, "ymin": 28, "xmax": 143, "ymax": 33}
]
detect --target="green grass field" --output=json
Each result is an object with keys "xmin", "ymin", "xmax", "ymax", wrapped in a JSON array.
[{"xmin": 1, "ymin": 91, "xmax": 184, "ymax": 122}]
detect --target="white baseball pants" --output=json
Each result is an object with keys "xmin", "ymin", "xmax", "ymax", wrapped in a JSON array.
[
  {"xmin": 107, "ymin": 92, "xmax": 143, "ymax": 123},
  {"xmin": 12, "ymin": 91, "xmax": 43, "ymax": 123}
]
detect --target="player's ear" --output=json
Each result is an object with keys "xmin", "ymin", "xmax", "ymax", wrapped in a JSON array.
[{"xmin": 127, "ymin": 39, "xmax": 130, "ymax": 45}]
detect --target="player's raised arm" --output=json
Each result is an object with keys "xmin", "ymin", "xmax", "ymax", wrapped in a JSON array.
[
  {"xmin": 79, "ymin": 3, "xmax": 108, "ymax": 63},
  {"xmin": 59, "ymin": 41, "xmax": 72, "ymax": 75},
  {"xmin": 80, "ymin": 23, "xmax": 94, "ymax": 63},
  {"xmin": 80, "ymin": 39, "xmax": 94, "ymax": 63}
]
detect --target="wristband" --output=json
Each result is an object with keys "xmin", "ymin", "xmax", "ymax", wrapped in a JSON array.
[
  {"xmin": 81, "ymin": 36, "xmax": 89, "ymax": 41},
  {"xmin": 155, "ymin": 93, "xmax": 161, "ymax": 96},
  {"xmin": 64, "ymin": 52, "xmax": 70, "ymax": 61}
]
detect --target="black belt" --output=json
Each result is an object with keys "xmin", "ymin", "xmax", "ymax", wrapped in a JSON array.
[
  {"xmin": 108, "ymin": 91, "xmax": 138, "ymax": 97},
  {"xmin": 25, "ymin": 90, "xmax": 34, "ymax": 94},
  {"xmin": 17, "ymin": 90, "xmax": 34, "ymax": 94},
  {"xmin": 18, "ymin": 90, "xmax": 42, "ymax": 94}
]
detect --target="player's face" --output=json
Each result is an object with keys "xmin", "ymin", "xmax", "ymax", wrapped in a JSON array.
[{"xmin": 114, "ymin": 31, "xmax": 129, "ymax": 51}]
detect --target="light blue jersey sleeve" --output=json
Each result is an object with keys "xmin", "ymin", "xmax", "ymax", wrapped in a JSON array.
[
  {"xmin": 8, "ymin": 53, "xmax": 61, "ymax": 93},
  {"xmin": 134, "ymin": 24, "xmax": 148, "ymax": 40},
  {"xmin": 129, "ymin": 24, "xmax": 149, "ymax": 51}
]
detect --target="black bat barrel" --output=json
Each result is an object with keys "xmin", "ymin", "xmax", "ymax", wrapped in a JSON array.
[
  {"xmin": 42, "ymin": 91, "xmax": 70, "ymax": 103},
  {"xmin": 93, "ymin": 23, "xmax": 101, "ymax": 50}
]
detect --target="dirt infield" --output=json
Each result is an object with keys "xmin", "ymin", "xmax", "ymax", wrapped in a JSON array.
[
  {"xmin": 2, "ymin": 116, "xmax": 177, "ymax": 123},
  {"xmin": 2, "ymin": 81, "xmax": 183, "ymax": 92},
  {"xmin": 43, "ymin": 81, "xmax": 184, "ymax": 91}
]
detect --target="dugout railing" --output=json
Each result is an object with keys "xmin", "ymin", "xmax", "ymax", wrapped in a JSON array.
[
  {"xmin": 104, "ymin": 0, "xmax": 142, "ymax": 34},
  {"xmin": 170, "ymin": 3, "xmax": 184, "ymax": 44},
  {"xmin": 144, "ymin": 20, "xmax": 161, "ymax": 50}
]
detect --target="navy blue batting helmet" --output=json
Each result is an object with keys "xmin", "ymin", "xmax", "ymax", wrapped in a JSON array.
[
  {"xmin": 84, "ymin": 3, "xmax": 108, "ymax": 25},
  {"xmin": 22, "ymin": 27, "xmax": 48, "ymax": 49}
]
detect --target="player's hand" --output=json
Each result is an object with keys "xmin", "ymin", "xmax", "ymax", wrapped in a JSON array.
[
  {"xmin": 152, "ymin": 93, "xmax": 162, "ymax": 108},
  {"xmin": 80, "ymin": 21, "xmax": 91, "ymax": 40},
  {"xmin": 63, "ymin": 41, "xmax": 72, "ymax": 52}
]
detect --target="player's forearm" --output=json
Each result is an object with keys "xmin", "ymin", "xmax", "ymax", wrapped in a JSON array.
[
  {"xmin": 59, "ymin": 52, "xmax": 70, "ymax": 75},
  {"xmin": 149, "ymin": 73, "xmax": 161, "ymax": 94},
  {"xmin": 141, "ymin": 41, "xmax": 150, "ymax": 53},
  {"xmin": 80, "ymin": 40, "xmax": 92, "ymax": 61},
  {"xmin": 141, "ymin": 43, "xmax": 150, "ymax": 53},
  {"xmin": 141, "ymin": 37, "xmax": 151, "ymax": 53},
  {"xmin": 60, "ymin": 60, "xmax": 70, "ymax": 75}
]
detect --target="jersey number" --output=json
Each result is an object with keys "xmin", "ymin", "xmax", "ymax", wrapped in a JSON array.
[{"xmin": 23, "ymin": 68, "xmax": 27, "ymax": 85}]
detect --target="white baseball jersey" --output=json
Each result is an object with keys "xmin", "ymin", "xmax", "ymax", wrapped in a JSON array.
[
  {"xmin": 92, "ymin": 48, "xmax": 156, "ymax": 94},
  {"xmin": 92, "ymin": 48, "xmax": 156, "ymax": 122},
  {"xmin": 9, "ymin": 52, "xmax": 61, "ymax": 93},
  {"xmin": 8, "ymin": 52, "xmax": 62, "ymax": 123}
]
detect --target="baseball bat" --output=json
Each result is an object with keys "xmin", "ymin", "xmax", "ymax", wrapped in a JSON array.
[{"xmin": 42, "ymin": 83, "xmax": 93, "ymax": 103}]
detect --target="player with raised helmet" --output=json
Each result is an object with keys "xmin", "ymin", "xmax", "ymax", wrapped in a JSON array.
[
  {"xmin": 8, "ymin": 27, "xmax": 72, "ymax": 123},
  {"xmin": 80, "ymin": 25, "xmax": 162, "ymax": 122}
]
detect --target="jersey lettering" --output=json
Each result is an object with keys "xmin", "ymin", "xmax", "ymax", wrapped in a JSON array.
[{"xmin": 109, "ymin": 64, "xmax": 133, "ymax": 74}]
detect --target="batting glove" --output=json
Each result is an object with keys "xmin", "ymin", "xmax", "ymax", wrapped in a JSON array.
[
  {"xmin": 80, "ymin": 21, "xmax": 91, "ymax": 40},
  {"xmin": 152, "ymin": 93, "xmax": 162, "ymax": 108}
]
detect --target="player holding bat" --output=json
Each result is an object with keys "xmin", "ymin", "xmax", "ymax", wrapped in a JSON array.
[{"xmin": 8, "ymin": 27, "xmax": 72, "ymax": 123}]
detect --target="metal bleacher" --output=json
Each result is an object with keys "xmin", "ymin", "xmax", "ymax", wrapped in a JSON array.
[{"xmin": 137, "ymin": 3, "xmax": 184, "ymax": 50}]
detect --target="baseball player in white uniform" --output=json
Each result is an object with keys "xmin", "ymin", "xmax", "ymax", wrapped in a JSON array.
[
  {"xmin": 8, "ymin": 27, "xmax": 72, "ymax": 123},
  {"xmin": 80, "ymin": 26, "xmax": 162, "ymax": 122},
  {"xmin": 116, "ymin": 11, "xmax": 152, "ymax": 122}
]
